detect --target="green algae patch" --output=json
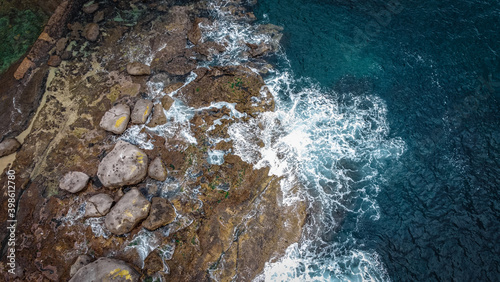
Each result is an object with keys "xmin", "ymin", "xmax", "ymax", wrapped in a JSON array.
[{"xmin": 0, "ymin": 9, "xmax": 47, "ymax": 73}]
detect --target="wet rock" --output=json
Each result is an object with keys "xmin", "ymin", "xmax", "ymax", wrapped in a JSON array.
[
  {"xmin": 126, "ymin": 62, "xmax": 151, "ymax": 76},
  {"xmin": 163, "ymin": 82, "xmax": 184, "ymax": 95},
  {"xmin": 69, "ymin": 257, "xmax": 140, "ymax": 282},
  {"xmin": 148, "ymin": 157, "xmax": 167, "ymax": 181},
  {"xmin": 84, "ymin": 23, "xmax": 99, "ymax": 41},
  {"xmin": 85, "ymin": 193, "xmax": 114, "ymax": 217},
  {"xmin": 142, "ymin": 197, "xmax": 175, "ymax": 230},
  {"xmin": 99, "ymin": 104, "xmax": 130, "ymax": 134},
  {"xmin": 93, "ymin": 10, "xmax": 105, "ymax": 23},
  {"xmin": 144, "ymin": 251, "xmax": 164, "ymax": 276},
  {"xmin": 161, "ymin": 95, "xmax": 174, "ymax": 111},
  {"xmin": 0, "ymin": 138, "xmax": 21, "ymax": 157},
  {"xmin": 82, "ymin": 2, "xmax": 99, "ymax": 14},
  {"xmin": 246, "ymin": 42, "xmax": 272, "ymax": 57},
  {"xmin": 146, "ymin": 104, "xmax": 167, "ymax": 127},
  {"xmin": 164, "ymin": 56, "xmax": 196, "ymax": 76},
  {"xmin": 70, "ymin": 255, "xmax": 92, "ymax": 277},
  {"xmin": 59, "ymin": 171, "xmax": 90, "ymax": 193},
  {"xmin": 47, "ymin": 55, "xmax": 62, "ymax": 67},
  {"xmin": 131, "ymin": 99, "xmax": 153, "ymax": 124},
  {"xmin": 97, "ymin": 141, "xmax": 148, "ymax": 188},
  {"xmin": 105, "ymin": 188, "xmax": 151, "ymax": 235}
]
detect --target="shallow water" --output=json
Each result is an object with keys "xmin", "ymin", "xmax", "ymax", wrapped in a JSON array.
[{"xmin": 251, "ymin": 0, "xmax": 500, "ymax": 281}]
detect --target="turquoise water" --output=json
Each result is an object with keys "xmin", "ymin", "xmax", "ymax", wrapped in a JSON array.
[{"xmin": 252, "ymin": 0, "xmax": 500, "ymax": 281}]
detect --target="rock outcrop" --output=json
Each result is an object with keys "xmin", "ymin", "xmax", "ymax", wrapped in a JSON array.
[
  {"xmin": 59, "ymin": 171, "xmax": 90, "ymax": 193},
  {"xmin": 104, "ymin": 188, "xmax": 151, "ymax": 235},
  {"xmin": 99, "ymin": 104, "xmax": 130, "ymax": 134},
  {"xmin": 97, "ymin": 141, "xmax": 148, "ymax": 188},
  {"xmin": 85, "ymin": 193, "xmax": 114, "ymax": 217},
  {"xmin": 69, "ymin": 258, "xmax": 140, "ymax": 282}
]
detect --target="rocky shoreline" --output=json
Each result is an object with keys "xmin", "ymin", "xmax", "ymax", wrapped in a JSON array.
[{"xmin": 0, "ymin": 0, "xmax": 306, "ymax": 281}]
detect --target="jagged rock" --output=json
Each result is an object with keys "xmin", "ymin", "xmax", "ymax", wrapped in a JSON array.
[
  {"xmin": 105, "ymin": 188, "xmax": 151, "ymax": 235},
  {"xmin": 85, "ymin": 194, "xmax": 114, "ymax": 217},
  {"xmin": 97, "ymin": 141, "xmax": 148, "ymax": 188},
  {"xmin": 99, "ymin": 104, "xmax": 130, "ymax": 134},
  {"xmin": 93, "ymin": 10, "xmax": 105, "ymax": 23},
  {"xmin": 146, "ymin": 104, "xmax": 167, "ymax": 127},
  {"xmin": 161, "ymin": 95, "xmax": 175, "ymax": 111},
  {"xmin": 82, "ymin": 2, "xmax": 99, "ymax": 14},
  {"xmin": 144, "ymin": 251, "xmax": 164, "ymax": 276},
  {"xmin": 69, "ymin": 258, "xmax": 140, "ymax": 282},
  {"xmin": 84, "ymin": 23, "xmax": 99, "ymax": 41},
  {"xmin": 148, "ymin": 157, "xmax": 167, "ymax": 181},
  {"xmin": 47, "ymin": 55, "xmax": 62, "ymax": 67},
  {"xmin": 131, "ymin": 99, "xmax": 153, "ymax": 124},
  {"xmin": 246, "ymin": 42, "xmax": 272, "ymax": 57},
  {"xmin": 70, "ymin": 255, "xmax": 92, "ymax": 277},
  {"xmin": 59, "ymin": 171, "xmax": 90, "ymax": 193},
  {"xmin": 142, "ymin": 197, "xmax": 175, "ymax": 230},
  {"xmin": 0, "ymin": 138, "xmax": 21, "ymax": 157},
  {"xmin": 126, "ymin": 62, "xmax": 151, "ymax": 76}
]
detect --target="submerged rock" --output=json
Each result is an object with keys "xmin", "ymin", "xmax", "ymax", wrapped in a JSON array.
[
  {"xmin": 69, "ymin": 257, "xmax": 140, "ymax": 282},
  {"xmin": 105, "ymin": 188, "xmax": 150, "ymax": 235},
  {"xmin": 85, "ymin": 193, "xmax": 114, "ymax": 217},
  {"xmin": 146, "ymin": 104, "xmax": 167, "ymax": 127},
  {"xmin": 99, "ymin": 104, "xmax": 130, "ymax": 134},
  {"xmin": 59, "ymin": 171, "xmax": 90, "ymax": 193},
  {"xmin": 148, "ymin": 157, "xmax": 167, "ymax": 181},
  {"xmin": 69, "ymin": 255, "xmax": 92, "ymax": 277},
  {"xmin": 97, "ymin": 141, "xmax": 148, "ymax": 188},
  {"xmin": 84, "ymin": 23, "xmax": 99, "ymax": 41},
  {"xmin": 126, "ymin": 62, "xmax": 151, "ymax": 76},
  {"xmin": 131, "ymin": 99, "xmax": 153, "ymax": 124},
  {"xmin": 142, "ymin": 197, "xmax": 175, "ymax": 231},
  {"xmin": 0, "ymin": 138, "xmax": 21, "ymax": 157}
]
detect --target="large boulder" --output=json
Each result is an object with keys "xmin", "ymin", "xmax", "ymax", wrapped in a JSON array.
[
  {"xmin": 69, "ymin": 257, "xmax": 140, "ymax": 282},
  {"xmin": 99, "ymin": 104, "xmax": 130, "ymax": 134},
  {"xmin": 0, "ymin": 138, "xmax": 21, "ymax": 157},
  {"xmin": 105, "ymin": 188, "xmax": 151, "ymax": 235},
  {"xmin": 126, "ymin": 62, "xmax": 151, "ymax": 76},
  {"xmin": 59, "ymin": 171, "xmax": 90, "ymax": 193},
  {"xmin": 142, "ymin": 197, "xmax": 176, "ymax": 231},
  {"xmin": 148, "ymin": 157, "xmax": 167, "ymax": 181},
  {"xmin": 131, "ymin": 99, "xmax": 153, "ymax": 124},
  {"xmin": 85, "ymin": 194, "xmax": 114, "ymax": 217},
  {"xmin": 97, "ymin": 141, "xmax": 148, "ymax": 188},
  {"xmin": 70, "ymin": 255, "xmax": 92, "ymax": 277}
]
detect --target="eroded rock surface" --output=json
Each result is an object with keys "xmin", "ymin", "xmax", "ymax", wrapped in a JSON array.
[
  {"xmin": 105, "ymin": 188, "xmax": 151, "ymax": 235},
  {"xmin": 97, "ymin": 141, "xmax": 148, "ymax": 188},
  {"xmin": 69, "ymin": 258, "xmax": 140, "ymax": 282}
]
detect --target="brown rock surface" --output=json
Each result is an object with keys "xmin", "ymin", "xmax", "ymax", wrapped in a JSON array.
[{"xmin": 142, "ymin": 197, "xmax": 176, "ymax": 230}]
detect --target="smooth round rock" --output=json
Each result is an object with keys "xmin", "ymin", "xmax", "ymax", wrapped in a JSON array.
[
  {"xmin": 85, "ymin": 193, "xmax": 114, "ymax": 217},
  {"xmin": 97, "ymin": 141, "xmax": 148, "ymax": 188},
  {"xmin": 99, "ymin": 104, "xmax": 130, "ymax": 134},
  {"xmin": 148, "ymin": 157, "xmax": 167, "ymax": 181},
  {"xmin": 0, "ymin": 138, "xmax": 21, "ymax": 157},
  {"xmin": 69, "ymin": 257, "xmax": 140, "ymax": 282},
  {"xmin": 131, "ymin": 99, "xmax": 153, "ymax": 124},
  {"xmin": 126, "ymin": 62, "xmax": 151, "ymax": 76}
]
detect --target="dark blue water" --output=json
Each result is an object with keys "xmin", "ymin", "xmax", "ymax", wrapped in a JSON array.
[{"xmin": 255, "ymin": 0, "xmax": 500, "ymax": 280}]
